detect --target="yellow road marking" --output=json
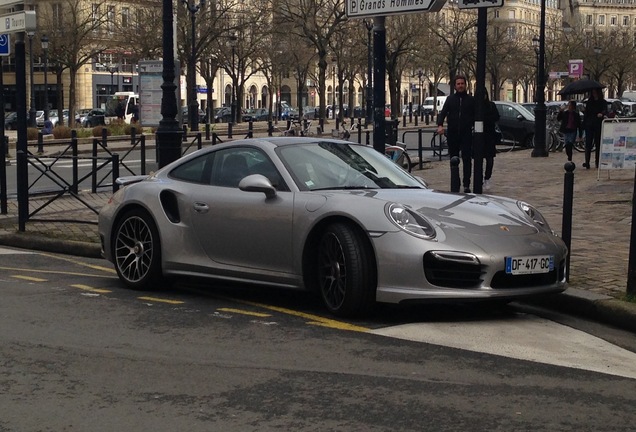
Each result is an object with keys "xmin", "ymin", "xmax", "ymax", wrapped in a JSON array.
[
  {"xmin": 71, "ymin": 284, "xmax": 112, "ymax": 294},
  {"xmin": 11, "ymin": 275, "xmax": 47, "ymax": 282},
  {"xmin": 238, "ymin": 300, "xmax": 369, "ymax": 332},
  {"xmin": 0, "ymin": 266, "xmax": 114, "ymax": 278},
  {"xmin": 37, "ymin": 252, "xmax": 117, "ymax": 274},
  {"xmin": 138, "ymin": 296, "xmax": 185, "ymax": 305},
  {"xmin": 217, "ymin": 307, "xmax": 272, "ymax": 317}
]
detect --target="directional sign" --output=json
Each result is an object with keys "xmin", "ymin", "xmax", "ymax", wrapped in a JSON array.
[
  {"xmin": 458, "ymin": 0, "xmax": 504, "ymax": 9},
  {"xmin": 1, "ymin": 10, "xmax": 36, "ymax": 33},
  {"xmin": 0, "ymin": 33, "xmax": 9, "ymax": 56},
  {"xmin": 345, "ymin": 0, "xmax": 447, "ymax": 19}
]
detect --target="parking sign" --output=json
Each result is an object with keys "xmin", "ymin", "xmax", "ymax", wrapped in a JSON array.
[{"xmin": 0, "ymin": 33, "xmax": 9, "ymax": 56}]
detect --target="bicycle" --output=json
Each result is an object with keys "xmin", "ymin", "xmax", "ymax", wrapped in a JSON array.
[
  {"xmin": 335, "ymin": 119, "xmax": 357, "ymax": 140},
  {"xmin": 385, "ymin": 142, "xmax": 412, "ymax": 172},
  {"xmin": 430, "ymin": 131, "xmax": 449, "ymax": 158},
  {"xmin": 274, "ymin": 119, "xmax": 314, "ymax": 137},
  {"xmin": 495, "ymin": 126, "xmax": 518, "ymax": 153}
]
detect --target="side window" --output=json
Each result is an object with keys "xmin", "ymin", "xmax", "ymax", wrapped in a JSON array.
[
  {"xmin": 169, "ymin": 153, "xmax": 214, "ymax": 184},
  {"xmin": 210, "ymin": 147, "xmax": 286, "ymax": 190}
]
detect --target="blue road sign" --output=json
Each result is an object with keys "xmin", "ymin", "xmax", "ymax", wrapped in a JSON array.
[{"xmin": 0, "ymin": 33, "xmax": 9, "ymax": 56}]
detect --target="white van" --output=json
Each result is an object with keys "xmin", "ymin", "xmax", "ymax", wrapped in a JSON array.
[
  {"xmin": 104, "ymin": 91, "xmax": 139, "ymax": 124},
  {"xmin": 422, "ymin": 96, "xmax": 447, "ymax": 116},
  {"xmin": 621, "ymin": 90, "xmax": 636, "ymax": 102}
]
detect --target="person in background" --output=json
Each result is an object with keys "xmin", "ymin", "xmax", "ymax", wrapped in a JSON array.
[
  {"xmin": 557, "ymin": 100, "xmax": 583, "ymax": 162},
  {"xmin": 436, "ymin": 75, "xmax": 475, "ymax": 193},
  {"xmin": 583, "ymin": 88, "xmax": 606, "ymax": 169},
  {"xmin": 482, "ymin": 89, "xmax": 499, "ymax": 191}
]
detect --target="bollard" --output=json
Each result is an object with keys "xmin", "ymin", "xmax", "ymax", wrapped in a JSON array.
[
  {"xmin": 319, "ymin": 118, "xmax": 324, "ymax": 135},
  {"xmin": 365, "ymin": 130, "xmax": 370, "ymax": 146},
  {"xmin": 268, "ymin": 120, "xmax": 273, "ymax": 137},
  {"xmin": 0, "ymin": 136, "xmax": 6, "ymax": 214},
  {"xmin": 562, "ymin": 161, "xmax": 575, "ymax": 282},
  {"xmin": 425, "ymin": 113, "xmax": 430, "ymax": 125},
  {"xmin": 414, "ymin": 114, "xmax": 418, "ymax": 127},
  {"xmin": 205, "ymin": 123, "xmax": 211, "ymax": 141},
  {"xmin": 102, "ymin": 127, "xmax": 108, "ymax": 147},
  {"xmin": 112, "ymin": 153, "xmax": 120, "ymax": 193},
  {"xmin": 228, "ymin": 122, "xmax": 233, "ymax": 139},
  {"xmin": 357, "ymin": 118, "xmax": 362, "ymax": 144},
  {"xmin": 213, "ymin": 132, "xmax": 218, "ymax": 146},
  {"xmin": 417, "ymin": 128, "xmax": 423, "ymax": 170},
  {"xmin": 450, "ymin": 156, "xmax": 461, "ymax": 193},
  {"xmin": 71, "ymin": 130, "xmax": 78, "ymax": 195},
  {"xmin": 182, "ymin": 125, "xmax": 188, "ymax": 142},
  {"xmin": 248, "ymin": 120, "xmax": 253, "ymax": 138},
  {"xmin": 402, "ymin": 114, "xmax": 406, "ymax": 128},
  {"xmin": 303, "ymin": 119, "xmax": 308, "ymax": 137},
  {"xmin": 37, "ymin": 132, "xmax": 44, "ymax": 154},
  {"xmin": 335, "ymin": 117, "xmax": 340, "ymax": 132},
  {"xmin": 140, "ymin": 135, "xmax": 146, "ymax": 175}
]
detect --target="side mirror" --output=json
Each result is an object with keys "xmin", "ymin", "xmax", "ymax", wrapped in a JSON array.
[{"xmin": 239, "ymin": 174, "xmax": 277, "ymax": 199}]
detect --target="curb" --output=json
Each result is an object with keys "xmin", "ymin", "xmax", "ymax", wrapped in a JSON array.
[{"xmin": 0, "ymin": 232, "xmax": 102, "ymax": 259}]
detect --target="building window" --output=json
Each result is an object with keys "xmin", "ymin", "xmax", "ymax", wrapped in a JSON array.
[
  {"xmin": 611, "ymin": 16, "xmax": 617, "ymax": 26},
  {"xmin": 586, "ymin": 15, "xmax": 593, "ymax": 25},
  {"xmin": 624, "ymin": 16, "xmax": 629, "ymax": 26},
  {"xmin": 508, "ymin": 10, "xmax": 515, "ymax": 19},
  {"xmin": 92, "ymin": 4, "xmax": 100, "ymax": 31},
  {"xmin": 122, "ymin": 7, "xmax": 129, "ymax": 28},
  {"xmin": 598, "ymin": 15, "xmax": 605, "ymax": 26},
  {"xmin": 52, "ymin": 3, "xmax": 62, "ymax": 22},
  {"xmin": 107, "ymin": 6, "xmax": 115, "ymax": 33}
]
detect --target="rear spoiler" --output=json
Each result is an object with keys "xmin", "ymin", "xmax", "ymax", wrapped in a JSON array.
[{"xmin": 116, "ymin": 175, "xmax": 150, "ymax": 186}]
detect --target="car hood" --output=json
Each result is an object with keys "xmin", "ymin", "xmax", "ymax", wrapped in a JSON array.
[{"xmin": 324, "ymin": 189, "xmax": 542, "ymax": 236}]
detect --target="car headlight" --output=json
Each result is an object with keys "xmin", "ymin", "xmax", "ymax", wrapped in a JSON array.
[
  {"xmin": 386, "ymin": 203, "xmax": 436, "ymax": 239},
  {"xmin": 518, "ymin": 201, "xmax": 552, "ymax": 232}
]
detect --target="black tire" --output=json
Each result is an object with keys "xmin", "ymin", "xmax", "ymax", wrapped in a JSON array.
[
  {"xmin": 317, "ymin": 223, "xmax": 376, "ymax": 317},
  {"xmin": 402, "ymin": 152, "xmax": 413, "ymax": 172},
  {"xmin": 112, "ymin": 208, "xmax": 162, "ymax": 290}
]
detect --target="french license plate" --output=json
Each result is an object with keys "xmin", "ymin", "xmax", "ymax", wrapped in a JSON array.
[{"xmin": 505, "ymin": 255, "xmax": 554, "ymax": 275}]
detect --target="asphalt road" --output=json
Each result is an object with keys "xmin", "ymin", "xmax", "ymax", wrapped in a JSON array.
[{"xmin": 1, "ymin": 246, "xmax": 635, "ymax": 431}]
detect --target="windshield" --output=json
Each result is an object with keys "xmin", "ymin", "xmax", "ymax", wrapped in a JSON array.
[
  {"xmin": 278, "ymin": 142, "xmax": 424, "ymax": 191},
  {"xmin": 104, "ymin": 95, "xmax": 128, "ymax": 117}
]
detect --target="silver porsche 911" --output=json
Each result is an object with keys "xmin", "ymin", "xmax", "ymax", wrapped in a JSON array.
[{"xmin": 98, "ymin": 137, "xmax": 567, "ymax": 317}]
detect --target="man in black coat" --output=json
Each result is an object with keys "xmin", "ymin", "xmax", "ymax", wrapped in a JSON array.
[{"xmin": 436, "ymin": 75, "xmax": 475, "ymax": 193}]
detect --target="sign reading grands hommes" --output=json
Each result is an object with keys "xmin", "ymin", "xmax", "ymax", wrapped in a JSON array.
[{"xmin": 345, "ymin": 0, "xmax": 447, "ymax": 18}]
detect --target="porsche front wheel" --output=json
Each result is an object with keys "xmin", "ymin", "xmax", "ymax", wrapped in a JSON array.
[
  {"xmin": 113, "ymin": 209, "xmax": 162, "ymax": 290},
  {"xmin": 317, "ymin": 223, "xmax": 376, "ymax": 317}
]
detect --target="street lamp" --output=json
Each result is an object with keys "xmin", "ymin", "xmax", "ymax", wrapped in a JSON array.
[
  {"xmin": 532, "ymin": 36, "xmax": 540, "ymax": 102},
  {"xmin": 593, "ymin": 46, "xmax": 602, "ymax": 81},
  {"xmin": 416, "ymin": 69, "xmax": 424, "ymax": 107},
  {"xmin": 531, "ymin": 0, "xmax": 548, "ymax": 157},
  {"xmin": 363, "ymin": 19, "xmax": 373, "ymax": 126},
  {"xmin": 27, "ymin": 31, "xmax": 35, "ymax": 128},
  {"xmin": 182, "ymin": 0, "xmax": 205, "ymax": 131},
  {"xmin": 41, "ymin": 35, "xmax": 49, "ymax": 122},
  {"xmin": 105, "ymin": 63, "xmax": 119, "ymax": 95},
  {"xmin": 229, "ymin": 32, "xmax": 237, "ymax": 124}
]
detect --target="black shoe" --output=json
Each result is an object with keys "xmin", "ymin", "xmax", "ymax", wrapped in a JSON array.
[
  {"xmin": 464, "ymin": 187, "xmax": 471, "ymax": 193},
  {"xmin": 583, "ymin": 163, "xmax": 590, "ymax": 169}
]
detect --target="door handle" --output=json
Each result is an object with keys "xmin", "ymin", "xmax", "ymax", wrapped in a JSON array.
[{"xmin": 193, "ymin": 202, "xmax": 209, "ymax": 213}]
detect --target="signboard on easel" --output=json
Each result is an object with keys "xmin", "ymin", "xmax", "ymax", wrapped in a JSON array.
[{"xmin": 599, "ymin": 118, "xmax": 636, "ymax": 173}]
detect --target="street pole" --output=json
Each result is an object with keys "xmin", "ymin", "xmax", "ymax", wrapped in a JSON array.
[
  {"xmin": 372, "ymin": 16, "xmax": 386, "ymax": 154},
  {"xmin": 41, "ymin": 36, "xmax": 49, "ymax": 122},
  {"xmin": 184, "ymin": 0, "xmax": 205, "ymax": 131},
  {"xmin": 531, "ymin": 0, "xmax": 549, "ymax": 157},
  {"xmin": 230, "ymin": 32, "xmax": 237, "ymax": 125},
  {"xmin": 155, "ymin": 0, "xmax": 183, "ymax": 168},
  {"xmin": 364, "ymin": 19, "xmax": 373, "ymax": 126},
  {"xmin": 27, "ymin": 32, "xmax": 35, "ymax": 128}
]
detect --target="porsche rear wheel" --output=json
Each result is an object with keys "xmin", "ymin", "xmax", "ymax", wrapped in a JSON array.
[
  {"xmin": 113, "ymin": 209, "xmax": 162, "ymax": 290},
  {"xmin": 317, "ymin": 223, "xmax": 376, "ymax": 317}
]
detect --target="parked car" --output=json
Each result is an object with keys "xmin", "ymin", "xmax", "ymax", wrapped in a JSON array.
[
  {"xmin": 402, "ymin": 104, "xmax": 420, "ymax": 116},
  {"xmin": 242, "ymin": 108, "xmax": 270, "ymax": 122},
  {"xmin": 82, "ymin": 108, "xmax": 106, "ymax": 127},
  {"xmin": 493, "ymin": 101, "xmax": 536, "ymax": 148},
  {"xmin": 4, "ymin": 111, "xmax": 18, "ymax": 130},
  {"xmin": 422, "ymin": 96, "xmax": 447, "ymax": 116},
  {"xmin": 302, "ymin": 106, "xmax": 318, "ymax": 120},
  {"xmin": 281, "ymin": 107, "xmax": 299, "ymax": 120},
  {"xmin": 181, "ymin": 106, "xmax": 206, "ymax": 124},
  {"xmin": 213, "ymin": 107, "xmax": 232, "ymax": 123},
  {"xmin": 49, "ymin": 109, "xmax": 70, "ymax": 127},
  {"xmin": 76, "ymin": 108, "xmax": 92, "ymax": 126},
  {"xmin": 98, "ymin": 137, "xmax": 567, "ymax": 318}
]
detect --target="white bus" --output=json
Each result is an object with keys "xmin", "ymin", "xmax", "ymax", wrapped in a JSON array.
[{"xmin": 104, "ymin": 91, "xmax": 139, "ymax": 124}]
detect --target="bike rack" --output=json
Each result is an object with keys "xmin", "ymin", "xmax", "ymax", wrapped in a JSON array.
[{"xmin": 401, "ymin": 129, "xmax": 448, "ymax": 169}]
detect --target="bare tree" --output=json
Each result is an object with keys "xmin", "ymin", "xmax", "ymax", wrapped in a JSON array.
[
  {"xmin": 38, "ymin": 0, "xmax": 111, "ymax": 126},
  {"xmin": 276, "ymin": 0, "xmax": 347, "ymax": 122}
]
